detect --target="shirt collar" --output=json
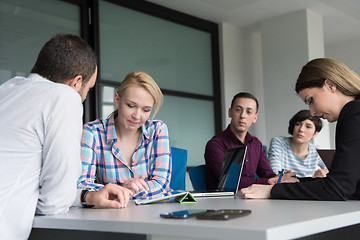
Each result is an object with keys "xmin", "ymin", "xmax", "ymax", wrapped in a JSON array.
[
  {"xmin": 105, "ymin": 112, "xmax": 117, "ymax": 143},
  {"xmin": 225, "ymin": 124, "xmax": 254, "ymax": 145},
  {"xmin": 105, "ymin": 112, "xmax": 151, "ymax": 143},
  {"xmin": 27, "ymin": 73, "xmax": 81, "ymax": 101},
  {"xmin": 141, "ymin": 123, "xmax": 151, "ymax": 140}
]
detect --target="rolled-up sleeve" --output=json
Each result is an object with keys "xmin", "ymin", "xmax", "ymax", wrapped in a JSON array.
[
  {"xmin": 137, "ymin": 121, "xmax": 171, "ymax": 199},
  {"xmin": 36, "ymin": 88, "xmax": 82, "ymax": 215},
  {"xmin": 77, "ymin": 124, "xmax": 104, "ymax": 191}
]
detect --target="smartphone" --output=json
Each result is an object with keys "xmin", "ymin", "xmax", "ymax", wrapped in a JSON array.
[
  {"xmin": 160, "ymin": 209, "xmax": 211, "ymax": 219},
  {"xmin": 196, "ymin": 209, "xmax": 251, "ymax": 220}
]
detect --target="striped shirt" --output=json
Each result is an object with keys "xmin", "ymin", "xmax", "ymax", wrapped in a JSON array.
[
  {"xmin": 77, "ymin": 112, "xmax": 171, "ymax": 199},
  {"xmin": 268, "ymin": 136, "xmax": 327, "ymax": 178}
]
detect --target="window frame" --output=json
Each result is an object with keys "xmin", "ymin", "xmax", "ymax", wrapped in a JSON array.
[{"xmin": 83, "ymin": 0, "xmax": 222, "ymax": 134}]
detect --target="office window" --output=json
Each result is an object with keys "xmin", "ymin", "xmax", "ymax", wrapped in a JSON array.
[
  {"xmin": 0, "ymin": 0, "xmax": 80, "ymax": 84},
  {"xmin": 156, "ymin": 95, "xmax": 215, "ymax": 163},
  {"xmin": 99, "ymin": 2, "xmax": 212, "ymax": 95},
  {"xmin": 98, "ymin": 0, "xmax": 220, "ymax": 166},
  {"xmin": 0, "ymin": 0, "xmax": 221, "ymax": 167}
]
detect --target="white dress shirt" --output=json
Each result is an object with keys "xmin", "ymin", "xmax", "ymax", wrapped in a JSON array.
[{"xmin": 0, "ymin": 74, "xmax": 83, "ymax": 240}]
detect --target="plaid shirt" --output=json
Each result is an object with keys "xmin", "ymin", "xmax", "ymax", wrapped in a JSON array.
[{"xmin": 77, "ymin": 112, "xmax": 172, "ymax": 199}]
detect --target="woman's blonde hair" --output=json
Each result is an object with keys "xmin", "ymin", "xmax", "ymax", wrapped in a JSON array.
[
  {"xmin": 116, "ymin": 71, "xmax": 163, "ymax": 118},
  {"xmin": 295, "ymin": 58, "xmax": 360, "ymax": 96}
]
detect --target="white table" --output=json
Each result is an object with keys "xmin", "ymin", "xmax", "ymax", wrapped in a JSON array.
[{"xmin": 31, "ymin": 197, "xmax": 360, "ymax": 240}]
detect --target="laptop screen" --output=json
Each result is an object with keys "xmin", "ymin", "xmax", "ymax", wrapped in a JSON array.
[
  {"xmin": 316, "ymin": 149, "xmax": 335, "ymax": 168},
  {"xmin": 217, "ymin": 146, "xmax": 247, "ymax": 192}
]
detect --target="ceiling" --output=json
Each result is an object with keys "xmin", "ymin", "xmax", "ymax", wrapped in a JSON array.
[{"xmin": 147, "ymin": 0, "xmax": 360, "ymax": 45}]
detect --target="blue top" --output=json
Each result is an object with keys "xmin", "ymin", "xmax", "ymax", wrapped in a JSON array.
[
  {"xmin": 268, "ymin": 136, "xmax": 327, "ymax": 178},
  {"xmin": 271, "ymin": 96, "xmax": 360, "ymax": 200}
]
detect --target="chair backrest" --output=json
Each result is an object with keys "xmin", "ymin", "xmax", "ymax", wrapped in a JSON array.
[
  {"xmin": 170, "ymin": 147, "xmax": 187, "ymax": 190},
  {"xmin": 188, "ymin": 164, "xmax": 207, "ymax": 191},
  {"xmin": 262, "ymin": 145, "xmax": 267, "ymax": 154}
]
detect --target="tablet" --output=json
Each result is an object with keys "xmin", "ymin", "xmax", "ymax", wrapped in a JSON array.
[{"xmin": 134, "ymin": 190, "xmax": 189, "ymax": 205}]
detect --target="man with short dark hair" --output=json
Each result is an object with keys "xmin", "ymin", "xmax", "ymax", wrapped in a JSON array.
[
  {"xmin": 0, "ymin": 34, "xmax": 131, "ymax": 240},
  {"xmin": 205, "ymin": 92, "xmax": 276, "ymax": 190}
]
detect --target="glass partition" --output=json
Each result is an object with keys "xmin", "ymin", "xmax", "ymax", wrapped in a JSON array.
[
  {"xmin": 99, "ymin": 1, "xmax": 213, "ymax": 96},
  {"xmin": 0, "ymin": 0, "xmax": 80, "ymax": 84},
  {"xmin": 99, "ymin": 0, "xmax": 218, "ymax": 166},
  {"xmin": 156, "ymin": 95, "xmax": 215, "ymax": 166},
  {"xmin": 0, "ymin": 0, "xmax": 219, "ymax": 167}
]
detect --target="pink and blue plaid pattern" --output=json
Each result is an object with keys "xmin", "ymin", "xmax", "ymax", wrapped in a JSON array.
[{"xmin": 77, "ymin": 112, "xmax": 172, "ymax": 199}]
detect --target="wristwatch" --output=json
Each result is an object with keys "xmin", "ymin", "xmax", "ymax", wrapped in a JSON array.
[{"xmin": 81, "ymin": 189, "xmax": 95, "ymax": 208}]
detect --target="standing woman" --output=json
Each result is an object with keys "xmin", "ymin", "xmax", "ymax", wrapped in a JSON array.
[
  {"xmin": 78, "ymin": 71, "xmax": 171, "ymax": 202},
  {"xmin": 268, "ymin": 110, "xmax": 328, "ymax": 178},
  {"xmin": 241, "ymin": 58, "xmax": 360, "ymax": 200}
]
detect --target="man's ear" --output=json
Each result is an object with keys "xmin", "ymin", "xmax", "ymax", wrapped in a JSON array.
[
  {"xmin": 253, "ymin": 113, "xmax": 258, "ymax": 123},
  {"xmin": 65, "ymin": 75, "xmax": 83, "ymax": 91},
  {"xmin": 228, "ymin": 108, "xmax": 232, "ymax": 118}
]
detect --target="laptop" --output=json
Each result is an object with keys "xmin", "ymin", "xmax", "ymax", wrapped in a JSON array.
[
  {"xmin": 316, "ymin": 149, "xmax": 335, "ymax": 168},
  {"xmin": 190, "ymin": 146, "xmax": 247, "ymax": 197}
]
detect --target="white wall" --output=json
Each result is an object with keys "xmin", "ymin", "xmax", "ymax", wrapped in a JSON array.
[
  {"xmin": 219, "ymin": 8, "xmax": 360, "ymax": 150},
  {"xmin": 219, "ymin": 9, "xmax": 355, "ymax": 149},
  {"xmin": 324, "ymin": 38, "xmax": 360, "ymax": 148},
  {"xmin": 325, "ymin": 38, "xmax": 360, "ymax": 77},
  {"xmin": 242, "ymin": 28, "xmax": 267, "ymax": 144},
  {"xmin": 219, "ymin": 23, "xmax": 267, "ymax": 144},
  {"xmin": 219, "ymin": 23, "xmax": 244, "ymax": 128},
  {"xmin": 261, "ymin": 10, "xmax": 312, "ymax": 147}
]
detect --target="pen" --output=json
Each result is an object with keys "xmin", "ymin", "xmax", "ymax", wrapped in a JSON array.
[{"xmin": 277, "ymin": 169, "xmax": 284, "ymax": 184}]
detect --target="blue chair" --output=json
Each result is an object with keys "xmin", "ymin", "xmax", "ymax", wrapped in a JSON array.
[
  {"xmin": 263, "ymin": 145, "xmax": 267, "ymax": 154},
  {"xmin": 170, "ymin": 147, "xmax": 187, "ymax": 190},
  {"xmin": 188, "ymin": 164, "xmax": 207, "ymax": 191}
]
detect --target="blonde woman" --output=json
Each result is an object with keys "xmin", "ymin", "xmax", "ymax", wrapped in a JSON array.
[
  {"xmin": 78, "ymin": 72, "xmax": 171, "ymax": 207},
  {"xmin": 242, "ymin": 58, "xmax": 360, "ymax": 200}
]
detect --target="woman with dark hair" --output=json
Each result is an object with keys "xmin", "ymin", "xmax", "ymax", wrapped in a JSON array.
[
  {"xmin": 268, "ymin": 110, "xmax": 327, "ymax": 178},
  {"xmin": 241, "ymin": 58, "xmax": 360, "ymax": 200}
]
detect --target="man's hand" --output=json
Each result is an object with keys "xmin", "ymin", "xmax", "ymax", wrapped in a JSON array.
[
  {"xmin": 85, "ymin": 183, "xmax": 133, "ymax": 209},
  {"xmin": 123, "ymin": 176, "xmax": 149, "ymax": 194}
]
